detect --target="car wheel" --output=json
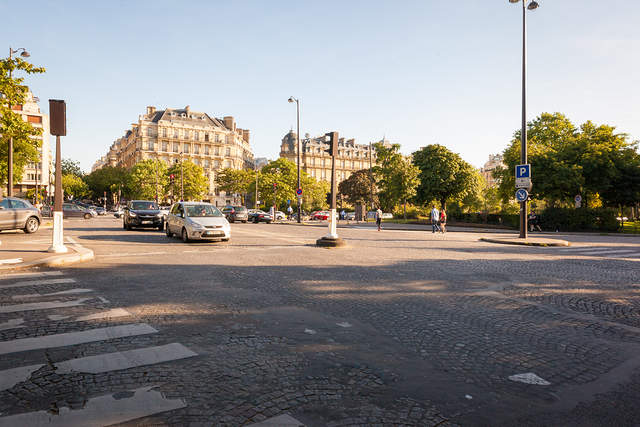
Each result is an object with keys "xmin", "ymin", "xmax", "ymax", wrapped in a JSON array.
[
  {"xmin": 24, "ymin": 216, "xmax": 40, "ymax": 234},
  {"xmin": 84, "ymin": 213, "xmax": 91, "ymax": 219},
  {"xmin": 181, "ymin": 228, "xmax": 190, "ymax": 243},
  {"xmin": 242, "ymin": 220, "xmax": 247, "ymax": 223},
  {"xmin": 158, "ymin": 222, "xmax": 164, "ymax": 231},
  {"xmin": 165, "ymin": 223, "xmax": 173, "ymax": 237},
  {"xmin": 222, "ymin": 238, "xmax": 230, "ymax": 242},
  {"xmin": 123, "ymin": 220, "xmax": 127, "ymax": 229},
  {"xmin": 229, "ymin": 218, "xmax": 234, "ymax": 223}
]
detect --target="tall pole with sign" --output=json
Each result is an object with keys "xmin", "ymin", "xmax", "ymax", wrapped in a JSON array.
[
  {"xmin": 48, "ymin": 99, "xmax": 68, "ymax": 253},
  {"xmin": 316, "ymin": 132, "xmax": 345, "ymax": 247}
]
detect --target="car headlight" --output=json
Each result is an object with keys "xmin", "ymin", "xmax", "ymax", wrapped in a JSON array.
[
  {"xmin": 189, "ymin": 221, "xmax": 204, "ymax": 229},
  {"xmin": 156, "ymin": 213, "xmax": 163, "ymax": 218},
  {"xmin": 129, "ymin": 211, "xmax": 136, "ymax": 217}
]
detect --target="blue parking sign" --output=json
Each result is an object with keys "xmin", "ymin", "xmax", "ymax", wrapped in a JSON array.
[
  {"xmin": 516, "ymin": 164, "xmax": 531, "ymax": 179},
  {"xmin": 515, "ymin": 188, "xmax": 529, "ymax": 202}
]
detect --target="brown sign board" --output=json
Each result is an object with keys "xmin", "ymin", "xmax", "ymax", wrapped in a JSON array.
[{"xmin": 49, "ymin": 99, "xmax": 66, "ymax": 136}]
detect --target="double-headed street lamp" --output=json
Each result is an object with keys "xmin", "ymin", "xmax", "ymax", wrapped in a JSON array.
[
  {"xmin": 288, "ymin": 96, "xmax": 302, "ymax": 223},
  {"xmin": 509, "ymin": 0, "xmax": 539, "ymax": 239},
  {"xmin": 6, "ymin": 47, "xmax": 31, "ymax": 197}
]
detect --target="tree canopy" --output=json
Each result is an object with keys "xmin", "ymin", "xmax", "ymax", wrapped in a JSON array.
[
  {"xmin": 338, "ymin": 169, "xmax": 378, "ymax": 208},
  {"xmin": 167, "ymin": 160, "xmax": 208, "ymax": 201},
  {"xmin": 128, "ymin": 158, "xmax": 168, "ymax": 201},
  {"xmin": 0, "ymin": 56, "xmax": 46, "ymax": 188},
  {"xmin": 412, "ymin": 144, "xmax": 480, "ymax": 208},
  {"xmin": 61, "ymin": 158, "xmax": 84, "ymax": 177},
  {"xmin": 62, "ymin": 173, "xmax": 88, "ymax": 200}
]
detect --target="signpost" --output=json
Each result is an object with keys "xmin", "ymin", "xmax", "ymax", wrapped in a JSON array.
[
  {"xmin": 515, "ymin": 164, "xmax": 531, "ymax": 189},
  {"xmin": 316, "ymin": 132, "xmax": 345, "ymax": 247},
  {"xmin": 515, "ymin": 188, "xmax": 529, "ymax": 202},
  {"xmin": 48, "ymin": 100, "xmax": 68, "ymax": 253},
  {"xmin": 575, "ymin": 194, "xmax": 582, "ymax": 209}
]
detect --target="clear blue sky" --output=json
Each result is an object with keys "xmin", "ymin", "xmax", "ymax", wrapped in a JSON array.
[{"xmin": 3, "ymin": 0, "xmax": 639, "ymax": 172}]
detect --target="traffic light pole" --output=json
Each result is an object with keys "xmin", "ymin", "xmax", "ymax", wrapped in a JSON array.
[{"xmin": 317, "ymin": 131, "xmax": 345, "ymax": 247}]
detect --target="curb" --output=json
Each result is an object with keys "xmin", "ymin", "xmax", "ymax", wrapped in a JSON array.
[
  {"xmin": 479, "ymin": 237, "xmax": 569, "ymax": 247},
  {"xmin": 0, "ymin": 237, "xmax": 95, "ymax": 272}
]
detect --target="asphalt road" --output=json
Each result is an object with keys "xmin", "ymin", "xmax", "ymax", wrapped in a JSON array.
[{"xmin": 1, "ymin": 217, "xmax": 640, "ymax": 426}]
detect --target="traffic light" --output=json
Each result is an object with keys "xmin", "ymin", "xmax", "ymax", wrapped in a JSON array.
[
  {"xmin": 326, "ymin": 192, "xmax": 332, "ymax": 205},
  {"xmin": 273, "ymin": 182, "xmax": 277, "ymax": 189},
  {"xmin": 324, "ymin": 132, "xmax": 338, "ymax": 157},
  {"xmin": 170, "ymin": 174, "xmax": 175, "ymax": 184}
]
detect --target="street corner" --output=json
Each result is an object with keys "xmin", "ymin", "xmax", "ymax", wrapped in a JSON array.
[
  {"xmin": 479, "ymin": 236, "xmax": 569, "ymax": 247},
  {"xmin": 0, "ymin": 236, "xmax": 94, "ymax": 272}
]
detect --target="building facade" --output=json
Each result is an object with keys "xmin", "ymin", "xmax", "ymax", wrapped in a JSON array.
[
  {"xmin": 93, "ymin": 105, "xmax": 254, "ymax": 205},
  {"xmin": 279, "ymin": 131, "xmax": 386, "ymax": 184},
  {"xmin": 7, "ymin": 91, "xmax": 52, "ymax": 200},
  {"xmin": 480, "ymin": 154, "xmax": 505, "ymax": 187}
]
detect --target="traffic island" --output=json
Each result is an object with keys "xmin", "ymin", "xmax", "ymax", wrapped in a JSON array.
[
  {"xmin": 316, "ymin": 236, "xmax": 347, "ymax": 248},
  {"xmin": 480, "ymin": 236, "xmax": 569, "ymax": 247}
]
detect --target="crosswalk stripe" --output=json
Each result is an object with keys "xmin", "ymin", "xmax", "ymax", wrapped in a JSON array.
[
  {"xmin": 12, "ymin": 288, "xmax": 94, "ymax": 300},
  {"xmin": 55, "ymin": 343, "xmax": 197, "ymax": 374},
  {"xmin": 569, "ymin": 249, "xmax": 638, "ymax": 256},
  {"xmin": 0, "ymin": 298, "xmax": 90, "ymax": 314},
  {"xmin": 0, "ymin": 385, "xmax": 185, "ymax": 427},
  {"xmin": 0, "ymin": 258, "xmax": 23, "ymax": 265},
  {"xmin": 0, "ymin": 278, "xmax": 76, "ymax": 289},
  {"xmin": 0, "ymin": 318, "xmax": 25, "ymax": 331},
  {"xmin": 0, "ymin": 271, "xmax": 63, "ymax": 280},
  {"xmin": 0, "ymin": 364, "xmax": 43, "ymax": 391},
  {"xmin": 0, "ymin": 323, "xmax": 158, "ymax": 355},
  {"xmin": 75, "ymin": 308, "xmax": 131, "ymax": 321}
]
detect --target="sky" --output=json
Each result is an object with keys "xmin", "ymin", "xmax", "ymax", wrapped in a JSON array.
[{"xmin": 3, "ymin": 0, "xmax": 639, "ymax": 172}]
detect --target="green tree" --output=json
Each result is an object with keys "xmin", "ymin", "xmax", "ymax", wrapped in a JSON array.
[
  {"xmin": 387, "ymin": 157, "xmax": 420, "ymax": 218},
  {"xmin": 61, "ymin": 173, "xmax": 88, "ymax": 200},
  {"xmin": 338, "ymin": 169, "xmax": 378, "ymax": 208},
  {"xmin": 129, "ymin": 159, "xmax": 169, "ymax": 201},
  {"xmin": 61, "ymin": 158, "xmax": 84, "ymax": 177},
  {"xmin": 167, "ymin": 160, "xmax": 208, "ymax": 201},
  {"xmin": 0, "ymin": 55, "xmax": 46, "ymax": 189},
  {"xmin": 84, "ymin": 166, "xmax": 131, "ymax": 200},
  {"xmin": 413, "ymin": 144, "xmax": 480, "ymax": 208},
  {"xmin": 215, "ymin": 168, "xmax": 255, "ymax": 204}
]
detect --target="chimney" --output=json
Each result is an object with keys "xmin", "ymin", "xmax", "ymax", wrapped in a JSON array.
[
  {"xmin": 185, "ymin": 105, "xmax": 190, "ymax": 115},
  {"xmin": 242, "ymin": 129, "xmax": 250, "ymax": 143},
  {"xmin": 223, "ymin": 116, "xmax": 235, "ymax": 131},
  {"xmin": 146, "ymin": 106, "xmax": 156, "ymax": 116}
]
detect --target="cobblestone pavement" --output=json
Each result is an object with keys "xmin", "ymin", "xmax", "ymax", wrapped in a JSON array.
[{"xmin": 1, "ymin": 217, "xmax": 639, "ymax": 426}]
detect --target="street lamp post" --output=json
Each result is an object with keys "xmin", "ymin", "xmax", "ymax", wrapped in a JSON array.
[
  {"xmin": 180, "ymin": 152, "xmax": 184, "ymax": 201},
  {"xmin": 288, "ymin": 97, "xmax": 301, "ymax": 223},
  {"xmin": 6, "ymin": 47, "xmax": 31, "ymax": 197},
  {"xmin": 509, "ymin": 0, "xmax": 539, "ymax": 239}
]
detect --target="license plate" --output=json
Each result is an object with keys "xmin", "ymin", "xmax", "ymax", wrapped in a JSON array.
[
  {"xmin": 204, "ymin": 231, "xmax": 224, "ymax": 237},
  {"xmin": 141, "ymin": 220, "xmax": 152, "ymax": 224}
]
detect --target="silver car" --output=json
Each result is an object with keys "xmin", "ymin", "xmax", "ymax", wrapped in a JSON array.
[
  {"xmin": 165, "ymin": 202, "xmax": 230, "ymax": 243},
  {"xmin": 0, "ymin": 197, "xmax": 42, "ymax": 233}
]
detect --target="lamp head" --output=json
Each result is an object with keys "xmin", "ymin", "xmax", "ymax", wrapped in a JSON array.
[
  {"xmin": 288, "ymin": 97, "xmax": 295, "ymax": 103},
  {"xmin": 20, "ymin": 50, "xmax": 30, "ymax": 58},
  {"xmin": 508, "ymin": 0, "xmax": 519, "ymax": 3},
  {"xmin": 527, "ymin": 1, "xmax": 539, "ymax": 9}
]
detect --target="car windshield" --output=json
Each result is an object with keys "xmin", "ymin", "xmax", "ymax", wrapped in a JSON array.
[
  {"xmin": 131, "ymin": 202, "xmax": 158, "ymax": 210},
  {"xmin": 235, "ymin": 207, "xmax": 247, "ymax": 212},
  {"xmin": 185, "ymin": 205, "xmax": 223, "ymax": 217}
]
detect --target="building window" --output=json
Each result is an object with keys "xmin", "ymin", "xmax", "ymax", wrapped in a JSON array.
[
  {"xmin": 214, "ymin": 160, "xmax": 220, "ymax": 168},
  {"xmin": 215, "ymin": 134, "xmax": 220, "ymax": 142},
  {"xmin": 204, "ymin": 145, "xmax": 209, "ymax": 155},
  {"xmin": 184, "ymin": 143, "xmax": 190, "ymax": 153},
  {"xmin": 224, "ymin": 160, "xmax": 231, "ymax": 168},
  {"xmin": 215, "ymin": 147, "xmax": 220, "ymax": 156},
  {"xmin": 162, "ymin": 142, "xmax": 168, "ymax": 151},
  {"xmin": 147, "ymin": 141, "xmax": 154, "ymax": 150},
  {"xmin": 174, "ymin": 130, "xmax": 179, "ymax": 138},
  {"xmin": 27, "ymin": 115, "xmax": 42, "ymax": 124},
  {"xmin": 226, "ymin": 147, "xmax": 231, "ymax": 156},
  {"xmin": 194, "ymin": 159, "xmax": 199, "ymax": 165},
  {"xmin": 204, "ymin": 159, "xmax": 210, "ymax": 168},
  {"xmin": 162, "ymin": 128, "xmax": 167, "ymax": 137},
  {"xmin": 173, "ymin": 143, "xmax": 179, "ymax": 153},
  {"xmin": 146, "ymin": 128, "xmax": 152, "ymax": 136},
  {"xmin": 204, "ymin": 133, "xmax": 209, "ymax": 142},
  {"xmin": 194, "ymin": 131, "xmax": 199, "ymax": 140},
  {"xmin": 194, "ymin": 145, "xmax": 199, "ymax": 154}
]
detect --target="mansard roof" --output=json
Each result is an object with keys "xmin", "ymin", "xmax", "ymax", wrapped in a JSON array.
[{"xmin": 151, "ymin": 108, "xmax": 226, "ymax": 129}]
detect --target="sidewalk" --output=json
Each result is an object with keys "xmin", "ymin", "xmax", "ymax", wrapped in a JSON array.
[{"xmin": 0, "ymin": 230, "xmax": 94, "ymax": 271}]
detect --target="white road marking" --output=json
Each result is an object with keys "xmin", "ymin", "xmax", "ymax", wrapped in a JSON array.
[
  {"xmin": 0, "ymin": 385, "xmax": 186, "ymax": 427},
  {"xmin": 0, "ymin": 318, "xmax": 25, "ymax": 331},
  {"xmin": 247, "ymin": 414, "xmax": 306, "ymax": 427},
  {"xmin": 0, "ymin": 271, "xmax": 63, "ymax": 280},
  {"xmin": 12, "ymin": 288, "xmax": 93, "ymax": 300},
  {"xmin": 0, "ymin": 298, "xmax": 90, "ymax": 314},
  {"xmin": 304, "ymin": 328, "xmax": 316, "ymax": 334},
  {"xmin": 0, "ymin": 258, "xmax": 23, "ymax": 265},
  {"xmin": 48, "ymin": 315, "xmax": 70, "ymax": 321},
  {"xmin": 508, "ymin": 372, "xmax": 550, "ymax": 385},
  {"xmin": 569, "ymin": 249, "xmax": 637, "ymax": 256},
  {"xmin": 0, "ymin": 364, "xmax": 43, "ymax": 391},
  {"xmin": 336, "ymin": 322, "xmax": 352, "ymax": 328},
  {"xmin": 99, "ymin": 251, "xmax": 168, "ymax": 258},
  {"xmin": 0, "ymin": 323, "xmax": 158, "ymax": 355},
  {"xmin": 97, "ymin": 296, "xmax": 110, "ymax": 304},
  {"xmin": 0, "ymin": 278, "xmax": 76, "ymax": 289},
  {"xmin": 55, "ymin": 343, "xmax": 197, "ymax": 374},
  {"xmin": 75, "ymin": 308, "xmax": 131, "ymax": 322}
]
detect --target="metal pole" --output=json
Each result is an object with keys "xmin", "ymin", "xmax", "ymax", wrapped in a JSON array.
[
  {"xmin": 520, "ymin": 1, "xmax": 528, "ymax": 239},
  {"xmin": 180, "ymin": 153, "xmax": 184, "ymax": 201},
  {"xmin": 255, "ymin": 165, "xmax": 258, "ymax": 209},
  {"xmin": 296, "ymin": 100, "xmax": 301, "ymax": 223},
  {"xmin": 369, "ymin": 142, "xmax": 374, "ymax": 217},
  {"xmin": 7, "ymin": 48, "xmax": 13, "ymax": 197},
  {"xmin": 54, "ymin": 136, "xmax": 62, "ymax": 212}
]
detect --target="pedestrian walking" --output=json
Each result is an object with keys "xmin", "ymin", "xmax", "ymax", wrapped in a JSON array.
[
  {"xmin": 287, "ymin": 205, "xmax": 293, "ymax": 220},
  {"xmin": 430, "ymin": 205, "xmax": 440, "ymax": 233},
  {"xmin": 376, "ymin": 207, "xmax": 383, "ymax": 231},
  {"xmin": 439, "ymin": 208, "xmax": 447, "ymax": 233},
  {"xmin": 528, "ymin": 211, "xmax": 542, "ymax": 232}
]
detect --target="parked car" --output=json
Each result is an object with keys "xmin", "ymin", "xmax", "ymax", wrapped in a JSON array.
[
  {"xmin": 222, "ymin": 206, "xmax": 249, "ymax": 223},
  {"xmin": 62, "ymin": 203, "xmax": 95, "ymax": 219},
  {"xmin": 165, "ymin": 202, "xmax": 230, "ymax": 242},
  {"xmin": 72, "ymin": 201, "xmax": 98, "ymax": 217},
  {"xmin": 248, "ymin": 209, "xmax": 273, "ymax": 223},
  {"xmin": 41, "ymin": 205, "xmax": 52, "ymax": 217},
  {"xmin": 0, "ymin": 197, "xmax": 42, "ymax": 233},
  {"xmin": 92, "ymin": 206, "xmax": 106, "ymax": 215},
  {"xmin": 275, "ymin": 211, "xmax": 285, "ymax": 221},
  {"xmin": 345, "ymin": 212, "xmax": 356, "ymax": 220},
  {"xmin": 123, "ymin": 200, "xmax": 164, "ymax": 230},
  {"xmin": 312, "ymin": 211, "xmax": 337, "ymax": 221},
  {"xmin": 382, "ymin": 213, "xmax": 393, "ymax": 219},
  {"xmin": 292, "ymin": 212, "xmax": 310, "ymax": 221},
  {"xmin": 113, "ymin": 206, "xmax": 124, "ymax": 218}
]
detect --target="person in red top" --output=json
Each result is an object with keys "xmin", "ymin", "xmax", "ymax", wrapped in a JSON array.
[{"xmin": 439, "ymin": 208, "xmax": 447, "ymax": 233}]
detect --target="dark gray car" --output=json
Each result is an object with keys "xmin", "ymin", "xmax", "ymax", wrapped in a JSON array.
[{"xmin": 0, "ymin": 197, "xmax": 42, "ymax": 233}]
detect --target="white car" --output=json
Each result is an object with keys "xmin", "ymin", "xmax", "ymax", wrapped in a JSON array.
[{"xmin": 165, "ymin": 202, "xmax": 230, "ymax": 243}]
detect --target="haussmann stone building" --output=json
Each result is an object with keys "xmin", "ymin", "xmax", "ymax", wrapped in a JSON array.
[{"xmin": 93, "ymin": 105, "xmax": 254, "ymax": 206}]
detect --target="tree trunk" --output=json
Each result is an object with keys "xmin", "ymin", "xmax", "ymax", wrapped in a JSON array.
[{"xmin": 403, "ymin": 199, "xmax": 406, "ymax": 220}]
